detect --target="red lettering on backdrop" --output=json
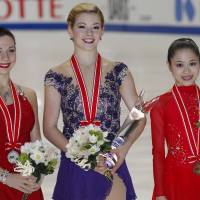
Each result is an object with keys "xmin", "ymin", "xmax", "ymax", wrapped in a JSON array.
[
  {"xmin": 38, "ymin": 0, "xmax": 43, "ymax": 18},
  {"xmin": 0, "ymin": 0, "xmax": 12, "ymax": 19},
  {"xmin": 18, "ymin": 0, "xmax": 25, "ymax": 18},
  {"xmin": 50, "ymin": 0, "xmax": 62, "ymax": 18}
]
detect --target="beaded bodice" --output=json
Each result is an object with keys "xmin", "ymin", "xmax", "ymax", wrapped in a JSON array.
[{"xmin": 44, "ymin": 63, "xmax": 128, "ymax": 141}]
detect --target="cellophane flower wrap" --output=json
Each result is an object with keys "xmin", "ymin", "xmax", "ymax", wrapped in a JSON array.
[
  {"xmin": 65, "ymin": 124, "xmax": 111, "ymax": 170},
  {"xmin": 14, "ymin": 140, "xmax": 59, "ymax": 182}
]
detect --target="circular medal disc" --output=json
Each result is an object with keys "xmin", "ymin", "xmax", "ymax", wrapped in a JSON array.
[{"xmin": 7, "ymin": 150, "xmax": 19, "ymax": 164}]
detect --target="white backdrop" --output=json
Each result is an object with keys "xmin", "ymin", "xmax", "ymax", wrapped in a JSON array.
[
  {"xmin": 10, "ymin": 30, "xmax": 200, "ymax": 199},
  {"xmin": 1, "ymin": 0, "xmax": 200, "ymax": 199},
  {"xmin": 1, "ymin": 0, "xmax": 200, "ymax": 26}
]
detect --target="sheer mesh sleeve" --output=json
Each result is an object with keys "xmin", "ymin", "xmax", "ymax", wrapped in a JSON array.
[{"xmin": 150, "ymin": 98, "xmax": 166, "ymax": 196}]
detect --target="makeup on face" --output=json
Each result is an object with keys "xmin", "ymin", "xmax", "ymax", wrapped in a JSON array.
[{"xmin": 0, "ymin": 36, "xmax": 16, "ymax": 70}]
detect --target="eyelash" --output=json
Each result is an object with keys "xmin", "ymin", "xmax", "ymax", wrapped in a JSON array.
[
  {"xmin": 190, "ymin": 62, "xmax": 197, "ymax": 66},
  {"xmin": 78, "ymin": 25, "xmax": 85, "ymax": 29},
  {"xmin": 176, "ymin": 63, "xmax": 183, "ymax": 68},
  {"xmin": 77, "ymin": 25, "xmax": 100, "ymax": 30},
  {"xmin": 0, "ymin": 49, "xmax": 16, "ymax": 55},
  {"xmin": 176, "ymin": 62, "xmax": 198, "ymax": 68},
  {"xmin": 9, "ymin": 49, "xmax": 16, "ymax": 53}
]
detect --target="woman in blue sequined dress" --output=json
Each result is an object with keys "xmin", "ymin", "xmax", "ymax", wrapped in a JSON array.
[{"xmin": 43, "ymin": 3, "xmax": 146, "ymax": 200}]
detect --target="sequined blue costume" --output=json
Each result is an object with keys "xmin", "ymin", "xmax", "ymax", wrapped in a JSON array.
[{"xmin": 45, "ymin": 63, "xmax": 136, "ymax": 200}]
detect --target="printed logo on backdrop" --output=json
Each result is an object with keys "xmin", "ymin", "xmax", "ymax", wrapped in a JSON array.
[
  {"xmin": 175, "ymin": 0, "xmax": 195, "ymax": 21},
  {"xmin": 108, "ymin": 0, "xmax": 129, "ymax": 20}
]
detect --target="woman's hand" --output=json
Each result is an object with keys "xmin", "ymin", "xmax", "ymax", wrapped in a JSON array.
[
  {"xmin": 94, "ymin": 154, "xmax": 107, "ymax": 175},
  {"xmin": 28, "ymin": 174, "xmax": 45, "ymax": 193},
  {"xmin": 6, "ymin": 173, "xmax": 41, "ymax": 194},
  {"xmin": 156, "ymin": 196, "xmax": 167, "ymax": 200},
  {"xmin": 110, "ymin": 144, "xmax": 129, "ymax": 174}
]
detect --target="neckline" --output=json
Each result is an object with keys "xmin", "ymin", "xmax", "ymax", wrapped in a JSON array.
[
  {"xmin": 49, "ymin": 62, "xmax": 124, "ymax": 85},
  {"xmin": 70, "ymin": 54, "xmax": 101, "ymax": 126},
  {"xmin": 174, "ymin": 84, "xmax": 197, "ymax": 93}
]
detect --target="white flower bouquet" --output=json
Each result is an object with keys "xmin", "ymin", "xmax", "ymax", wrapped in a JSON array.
[
  {"xmin": 14, "ymin": 140, "xmax": 59, "ymax": 200},
  {"xmin": 66, "ymin": 124, "xmax": 111, "ymax": 170}
]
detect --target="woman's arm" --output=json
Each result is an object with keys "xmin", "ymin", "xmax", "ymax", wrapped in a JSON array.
[
  {"xmin": 23, "ymin": 87, "xmax": 41, "ymax": 141},
  {"xmin": 111, "ymin": 69, "xmax": 146, "ymax": 173},
  {"xmin": 0, "ymin": 87, "xmax": 42, "ymax": 192},
  {"xmin": 120, "ymin": 70, "xmax": 146, "ymax": 147},
  {"xmin": 18, "ymin": 87, "xmax": 43, "ymax": 191},
  {"xmin": 150, "ymin": 100, "xmax": 166, "ymax": 197},
  {"xmin": 0, "ymin": 166, "xmax": 39, "ymax": 193},
  {"xmin": 43, "ymin": 85, "xmax": 68, "ymax": 152}
]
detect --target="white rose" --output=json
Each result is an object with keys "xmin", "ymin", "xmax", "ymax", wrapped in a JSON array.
[
  {"xmin": 30, "ymin": 151, "xmax": 45, "ymax": 164},
  {"xmin": 89, "ymin": 135, "xmax": 97, "ymax": 143},
  {"xmin": 89, "ymin": 145, "xmax": 100, "ymax": 154}
]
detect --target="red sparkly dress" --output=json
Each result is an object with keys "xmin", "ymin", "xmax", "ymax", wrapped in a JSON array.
[
  {"xmin": 0, "ymin": 93, "xmax": 44, "ymax": 200},
  {"xmin": 150, "ymin": 85, "xmax": 200, "ymax": 200}
]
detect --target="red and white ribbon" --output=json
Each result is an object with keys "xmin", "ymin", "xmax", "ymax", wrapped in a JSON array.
[
  {"xmin": 0, "ymin": 81, "xmax": 21, "ymax": 150},
  {"xmin": 187, "ymin": 155, "xmax": 200, "ymax": 164},
  {"xmin": 71, "ymin": 54, "xmax": 101, "ymax": 126},
  {"xmin": 172, "ymin": 85, "xmax": 200, "ymax": 160}
]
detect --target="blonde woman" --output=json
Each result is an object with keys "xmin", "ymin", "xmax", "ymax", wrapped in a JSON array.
[{"xmin": 44, "ymin": 3, "xmax": 146, "ymax": 200}]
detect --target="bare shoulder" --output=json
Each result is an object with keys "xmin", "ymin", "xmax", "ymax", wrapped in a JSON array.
[
  {"xmin": 101, "ymin": 57, "xmax": 128, "ymax": 72},
  {"xmin": 50, "ymin": 60, "xmax": 72, "ymax": 77},
  {"xmin": 17, "ymin": 85, "xmax": 37, "ymax": 105},
  {"xmin": 101, "ymin": 57, "xmax": 117, "ymax": 73}
]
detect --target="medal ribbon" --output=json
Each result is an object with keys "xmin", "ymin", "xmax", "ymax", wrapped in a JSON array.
[
  {"xmin": 71, "ymin": 54, "xmax": 101, "ymax": 126},
  {"xmin": 0, "ymin": 81, "xmax": 21, "ymax": 150},
  {"xmin": 172, "ymin": 85, "xmax": 200, "ymax": 162},
  {"xmin": 187, "ymin": 155, "xmax": 200, "ymax": 163}
]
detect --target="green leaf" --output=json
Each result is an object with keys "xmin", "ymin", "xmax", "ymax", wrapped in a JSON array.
[
  {"xmin": 100, "ymin": 142, "xmax": 112, "ymax": 153},
  {"xmin": 196, "ymin": 121, "xmax": 200, "ymax": 128},
  {"xmin": 17, "ymin": 153, "xmax": 29, "ymax": 164}
]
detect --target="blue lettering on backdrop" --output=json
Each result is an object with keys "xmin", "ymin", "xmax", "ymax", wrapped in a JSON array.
[{"xmin": 175, "ymin": 0, "xmax": 195, "ymax": 21}]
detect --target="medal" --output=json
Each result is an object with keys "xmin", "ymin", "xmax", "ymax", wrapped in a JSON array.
[
  {"xmin": 7, "ymin": 150, "xmax": 19, "ymax": 164},
  {"xmin": 71, "ymin": 53, "xmax": 101, "ymax": 126},
  {"xmin": 172, "ymin": 85, "xmax": 200, "ymax": 174},
  {"xmin": 0, "ymin": 81, "xmax": 22, "ymax": 163}
]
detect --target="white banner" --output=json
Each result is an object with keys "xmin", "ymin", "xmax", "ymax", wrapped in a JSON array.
[{"xmin": 0, "ymin": 0, "xmax": 200, "ymax": 32}]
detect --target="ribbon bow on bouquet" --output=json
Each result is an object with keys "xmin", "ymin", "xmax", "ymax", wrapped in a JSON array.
[{"xmin": 104, "ymin": 90, "xmax": 159, "ymax": 169}]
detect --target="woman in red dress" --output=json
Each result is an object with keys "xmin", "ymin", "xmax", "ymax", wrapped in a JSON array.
[
  {"xmin": 0, "ymin": 27, "xmax": 44, "ymax": 199},
  {"xmin": 150, "ymin": 38, "xmax": 200, "ymax": 200}
]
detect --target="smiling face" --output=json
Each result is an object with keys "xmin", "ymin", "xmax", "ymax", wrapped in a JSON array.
[
  {"xmin": 169, "ymin": 48, "xmax": 200, "ymax": 86},
  {"xmin": 68, "ymin": 12, "xmax": 104, "ymax": 51},
  {"xmin": 0, "ymin": 35, "xmax": 16, "ymax": 75}
]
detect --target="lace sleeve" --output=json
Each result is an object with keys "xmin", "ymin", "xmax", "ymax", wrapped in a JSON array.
[
  {"xmin": 114, "ymin": 63, "xmax": 128, "ymax": 86},
  {"xmin": 150, "ymin": 98, "xmax": 166, "ymax": 196},
  {"xmin": 44, "ymin": 70, "xmax": 64, "ymax": 93}
]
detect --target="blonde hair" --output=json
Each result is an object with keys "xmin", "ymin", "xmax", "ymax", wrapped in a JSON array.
[{"xmin": 67, "ymin": 3, "xmax": 104, "ymax": 28}]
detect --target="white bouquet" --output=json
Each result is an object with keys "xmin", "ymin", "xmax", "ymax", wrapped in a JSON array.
[
  {"xmin": 66, "ymin": 124, "xmax": 111, "ymax": 170},
  {"xmin": 14, "ymin": 140, "xmax": 59, "ymax": 200}
]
